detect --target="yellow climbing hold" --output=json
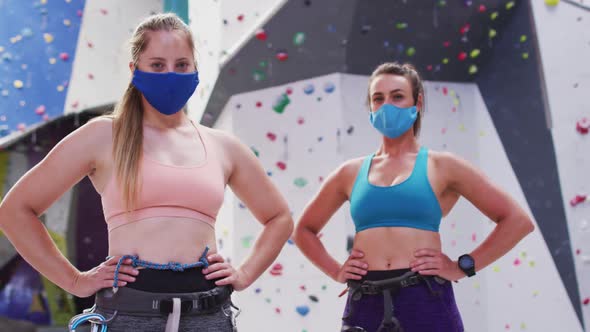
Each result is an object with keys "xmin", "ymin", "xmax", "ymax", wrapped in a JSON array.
[
  {"xmin": 43, "ymin": 33, "xmax": 54, "ymax": 43},
  {"xmin": 13, "ymin": 80, "xmax": 24, "ymax": 89}
]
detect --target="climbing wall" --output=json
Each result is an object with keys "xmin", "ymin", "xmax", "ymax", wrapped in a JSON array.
[
  {"xmin": 531, "ymin": 0, "xmax": 590, "ymax": 328},
  {"xmin": 188, "ymin": 0, "xmax": 286, "ymax": 122},
  {"xmin": 0, "ymin": 0, "xmax": 85, "ymax": 141},
  {"xmin": 64, "ymin": 0, "xmax": 163, "ymax": 115}
]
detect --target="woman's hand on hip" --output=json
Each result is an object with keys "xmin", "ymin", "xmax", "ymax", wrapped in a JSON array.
[
  {"xmin": 203, "ymin": 253, "xmax": 250, "ymax": 291},
  {"xmin": 410, "ymin": 248, "xmax": 464, "ymax": 281},
  {"xmin": 335, "ymin": 249, "xmax": 368, "ymax": 283},
  {"xmin": 71, "ymin": 256, "xmax": 139, "ymax": 297}
]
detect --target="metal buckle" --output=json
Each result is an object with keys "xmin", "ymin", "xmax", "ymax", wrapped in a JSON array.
[
  {"xmin": 400, "ymin": 276, "xmax": 420, "ymax": 288},
  {"xmin": 360, "ymin": 282, "xmax": 378, "ymax": 294}
]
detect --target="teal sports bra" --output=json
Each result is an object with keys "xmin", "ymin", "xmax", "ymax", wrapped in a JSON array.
[{"xmin": 349, "ymin": 147, "xmax": 442, "ymax": 233}]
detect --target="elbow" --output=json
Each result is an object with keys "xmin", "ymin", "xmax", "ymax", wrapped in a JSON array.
[
  {"xmin": 515, "ymin": 213, "xmax": 535, "ymax": 237},
  {"xmin": 293, "ymin": 222, "xmax": 307, "ymax": 247},
  {"xmin": 0, "ymin": 204, "xmax": 17, "ymax": 230},
  {"xmin": 285, "ymin": 214, "xmax": 295, "ymax": 238},
  {"xmin": 293, "ymin": 220, "xmax": 316, "ymax": 248},
  {"xmin": 523, "ymin": 217, "xmax": 535, "ymax": 235},
  {"xmin": 0, "ymin": 208, "xmax": 6, "ymax": 231},
  {"xmin": 276, "ymin": 210, "xmax": 294, "ymax": 241}
]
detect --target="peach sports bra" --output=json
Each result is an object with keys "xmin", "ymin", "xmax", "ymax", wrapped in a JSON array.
[{"xmin": 100, "ymin": 123, "xmax": 225, "ymax": 232}]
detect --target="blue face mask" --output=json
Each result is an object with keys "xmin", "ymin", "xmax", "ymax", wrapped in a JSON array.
[
  {"xmin": 131, "ymin": 69, "xmax": 199, "ymax": 115},
  {"xmin": 369, "ymin": 104, "xmax": 418, "ymax": 138}
]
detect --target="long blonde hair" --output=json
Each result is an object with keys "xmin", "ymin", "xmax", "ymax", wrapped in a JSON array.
[{"xmin": 109, "ymin": 13, "xmax": 197, "ymax": 211}]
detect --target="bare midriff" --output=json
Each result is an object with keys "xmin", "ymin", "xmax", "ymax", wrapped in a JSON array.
[
  {"xmin": 107, "ymin": 216, "xmax": 217, "ymax": 265},
  {"xmin": 353, "ymin": 226, "xmax": 441, "ymax": 270}
]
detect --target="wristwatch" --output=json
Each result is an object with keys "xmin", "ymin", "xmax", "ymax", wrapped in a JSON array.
[{"xmin": 458, "ymin": 254, "xmax": 476, "ymax": 277}]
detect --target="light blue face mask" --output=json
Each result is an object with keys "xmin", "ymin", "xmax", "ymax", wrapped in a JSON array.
[
  {"xmin": 369, "ymin": 104, "xmax": 418, "ymax": 138},
  {"xmin": 131, "ymin": 69, "xmax": 199, "ymax": 115}
]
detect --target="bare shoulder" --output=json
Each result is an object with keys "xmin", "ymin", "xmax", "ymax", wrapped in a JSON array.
[
  {"xmin": 426, "ymin": 149, "xmax": 465, "ymax": 170},
  {"xmin": 197, "ymin": 125, "xmax": 240, "ymax": 150},
  {"xmin": 336, "ymin": 157, "xmax": 365, "ymax": 181},
  {"xmin": 322, "ymin": 156, "xmax": 366, "ymax": 198},
  {"xmin": 426, "ymin": 148, "xmax": 484, "ymax": 189},
  {"xmin": 196, "ymin": 125, "xmax": 253, "ymax": 178},
  {"xmin": 87, "ymin": 115, "xmax": 113, "ymax": 132}
]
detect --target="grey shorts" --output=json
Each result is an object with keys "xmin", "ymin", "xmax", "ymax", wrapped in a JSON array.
[
  {"xmin": 93, "ymin": 303, "xmax": 235, "ymax": 332},
  {"xmin": 76, "ymin": 286, "xmax": 238, "ymax": 332}
]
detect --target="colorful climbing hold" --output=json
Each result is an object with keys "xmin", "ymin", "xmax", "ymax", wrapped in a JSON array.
[
  {"xmin": 272, "ymin": 93, "xmax": 291, "ymax": 113},
  {"xmin": 276, "ymin": 161, "xmax": 287, "ymax": 170},
  {"xmin": 489, "ymin": 29, "xmax": 497, "ymax": 38},
  {"xmin": 576, "ymin": 118, "xmax": 589, "ymax": 134},
  {"xmin": 255, "ymin": 29, "xmax": 267, "ymax": 41},
  {"xmin": 35, "ymin": 105, "xmax": 46, "ymax": 115},
  {"xmin": 270, "ymin": 263, "xmax": 283, "ymax": 276},
  {"xmin": 294, "ymin": 178, "xmax": 308, "ymax": 188},
  {"xmin": 293, "ymin": 32, "xmax": 306, "ymax": 46},
  {"xmin": 43, "ymin": 33, "xmax": 54, "ymax": 43},
  {"xmin": 570, "ymin": 194, "xmax": 587, "ymax": 207},
  {"xmin": 276, "ymin": 52, "xmax": 288, "ymax": 61},
  {"xmin": 324, "ymin": 82, "xmax": 335, "ymax": 93},
  {"xmin": 296, "ymin": 305, "xmax": 310, "ymax": 317}
]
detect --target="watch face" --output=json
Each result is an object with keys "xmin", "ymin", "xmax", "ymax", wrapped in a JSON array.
[{"xmin": 459, "ymin": 255, "xmax": 474, "ymax": 269}]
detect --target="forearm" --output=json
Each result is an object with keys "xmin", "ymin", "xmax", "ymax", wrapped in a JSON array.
[
  {"xmin": 0, "ymin": 209, "xmax": 80, "ymax": 293},
  {"xmin": 294, "ymin": 227, "xmax": 341, "ymax": 281},
  {"xmin": 469, "ymin": 213, "xmax": 534, "ymax": 272},
  {"xmin": 237, "ymin": 212, "xmax": 293, "ymax": 287}
]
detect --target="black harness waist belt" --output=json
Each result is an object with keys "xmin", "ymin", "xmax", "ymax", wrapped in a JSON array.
[{"xmin": 95, "ymin": 285, "xmax": 233, "ymax": 317}]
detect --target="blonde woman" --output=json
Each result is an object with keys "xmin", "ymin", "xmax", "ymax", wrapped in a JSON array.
[
  {"xmin": 0, "ymin": 13, "xmax": 293, "ymax": 332},
  {"xmin": 294, "ymin": 62, "xmax": 534, "ymax": 332}
]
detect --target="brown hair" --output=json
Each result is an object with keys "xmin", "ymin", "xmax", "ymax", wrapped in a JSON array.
[
  {"xmin": 108, "ymin": 13, "xmax": 197, "ymax": 211},
  {"xmin": 367, "ymin": 62, "xmax": 425, "ymax": 137}
]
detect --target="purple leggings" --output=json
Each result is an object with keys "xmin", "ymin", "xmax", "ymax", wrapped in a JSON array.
[{"xmin": 342, "ymin": 269, "xmax": 464, "ymax": 332}]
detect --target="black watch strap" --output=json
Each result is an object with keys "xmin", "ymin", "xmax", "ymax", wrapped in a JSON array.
[{"xmin": 458, "ymin": 254, "xmax": 476, "ymax": 277}]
